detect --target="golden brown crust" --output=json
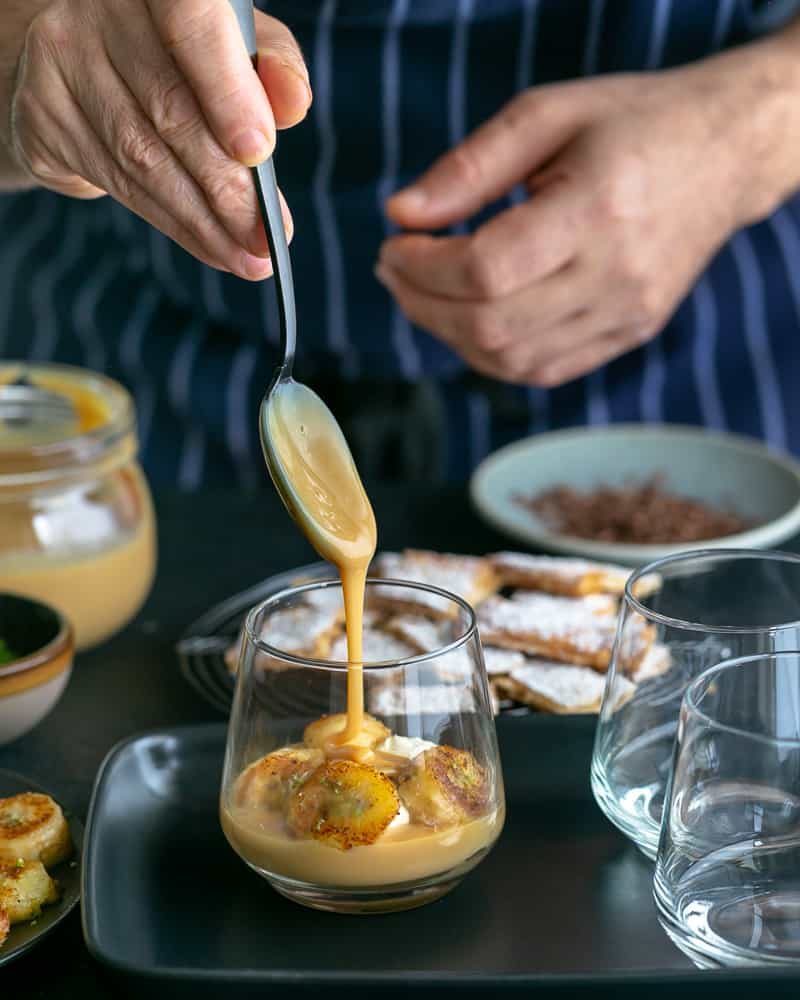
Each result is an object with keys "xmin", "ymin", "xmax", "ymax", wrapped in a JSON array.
[
  {"xmin": 0, "ymin": 793, "xmax": 72, "ymax": 868},
  {"xmin": 236, "ymin": 748, "xmax": 324, "ymax": 810},
  {"xmin": 399, "ymin": 746, "xmax": 490, "ymax": 828},
  {"xmin": 286, "ymin": 760, "xmax": 399, "ymax": 850},
  {"xmin": 0, "ymin": 859, "xmax": 59, "ymax": 923}
]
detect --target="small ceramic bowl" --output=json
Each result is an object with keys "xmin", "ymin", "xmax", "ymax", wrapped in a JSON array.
[
  {"xmin": 0, "ymin": 593, "xmax": 73, "ymax": 746},
  {"xmin": 470, "ymin": 425, "xmax": 800, "ymax": 565}
]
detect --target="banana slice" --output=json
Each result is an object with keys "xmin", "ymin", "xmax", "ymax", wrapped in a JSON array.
[
  {"xmin": 0, "ymin": 793, "xmax": 71, "ymax": 868},
  {"xmin": 236, "ymin": 747, "xmax": 324, "ymax": 811},
  {"xmin": 286, "ymin": 760, "xmax": 399, "ymax": 850},
  {"xmin": 0, "ymin": 907, "xmax": 8, "ymax": 948},
  {"xmin": 399, "ymin": 746, "xmax": 490, "ymax": 828},
  {"xmin": 303, "ymin": 712, "xmax": 390, "ymax": 752},
  {"xmin": 0, "ymin": 860, "xmax": 59, "ymax": 923}
]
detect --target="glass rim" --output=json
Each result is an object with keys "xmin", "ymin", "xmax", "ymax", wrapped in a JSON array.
[
  {"xmin": 243, "ymin": 577, "xmax": 478, "ymax": 670},
  {"xmin": 625, "ymin": 547, "xmax": 800, "ymax": 635},
  {"xmin": 685, "ymin": 651, "xmax": 800, "ymax": 748}
]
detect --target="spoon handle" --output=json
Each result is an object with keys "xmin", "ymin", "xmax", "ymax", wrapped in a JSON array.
[{"xmin": 228, "ymin": 0, "xmax": 296, "ymax": 376}]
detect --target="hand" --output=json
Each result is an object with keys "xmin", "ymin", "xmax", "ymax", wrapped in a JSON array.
[
  {"xmin": 377, "ymin": 65, "xmax": 756, "ymax": 386},
  {"xmin": 3, "ymin": 0, "xmax": 311, "ymax": 280}
]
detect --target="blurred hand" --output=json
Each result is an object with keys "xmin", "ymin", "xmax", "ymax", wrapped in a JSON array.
[
  {"xmin": 378, "ymin": 66, "xmax": 754, "ymax": 386},
  {"xmin": 4, "ymin": 0, "xmax": 311, "ymax": 279}
]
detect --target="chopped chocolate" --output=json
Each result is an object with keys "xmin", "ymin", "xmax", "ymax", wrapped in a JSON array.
[{"xmin": 517, "ymin": 476, "xmax": 752, "ymax": 544}]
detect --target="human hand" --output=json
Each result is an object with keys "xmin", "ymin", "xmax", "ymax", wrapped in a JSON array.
[
  {"xmin": 378, "ymin": 65, "xmax": 755, "ymax": 386},
  {"xmin": 3, "ymin": 0, "xmax": 311, "ymax": 279}
]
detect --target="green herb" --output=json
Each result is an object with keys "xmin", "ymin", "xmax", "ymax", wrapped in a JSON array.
[{"xmin": 0, "ymin": 640, "xmax": 16, "ymax": 665}]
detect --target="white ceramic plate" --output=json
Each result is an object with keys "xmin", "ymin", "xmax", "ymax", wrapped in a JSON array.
[{"xmin": 470, "ymin": 425, "xmax": 800, "ymax": 565}]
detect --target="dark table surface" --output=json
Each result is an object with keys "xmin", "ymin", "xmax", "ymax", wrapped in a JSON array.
[{"xmin": 3, "ymin": 486, "xmax": 800, "ymax": 999}]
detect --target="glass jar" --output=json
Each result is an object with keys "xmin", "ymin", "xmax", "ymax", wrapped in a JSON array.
[{"xmin": 0, "ymin": 362, "xmax": 157, "ymax": 650}]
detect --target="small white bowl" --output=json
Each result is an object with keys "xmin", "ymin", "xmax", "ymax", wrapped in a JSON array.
[
  {"xmin": 0, "ymin": 593, "xmax": 74, "ymax": 746},
  {"xmin": 470, "ymin": 425, "xmax": 800, "ymax": 566}
]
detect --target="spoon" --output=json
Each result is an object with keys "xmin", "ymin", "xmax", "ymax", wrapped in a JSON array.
[
  {"xmin": 229, "ymin": 0, "xmax": 374, "ymax": 563},
  {"xmin": 0, "ymin": 374, "xmax": 78, "ymax": 439}
]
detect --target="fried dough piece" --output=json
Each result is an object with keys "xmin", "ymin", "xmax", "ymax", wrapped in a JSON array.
[
  {"xmin": 371, "ymin": 550, "xmax": 499, "ymax": 620},
  {"xmin": 490, "ymin": 552, "xmax": 660, "ymax": 599},
  {"xmin": 286, "ymin": 760, "xmax": 399, "ymax": 850},
  {"xmin": 0, "ymin": 793, "xmax": 71, "ymax": 868},
  {"xmin": 0, "ymin": 860, "xmax": 59, "ymax": 923},
  {"xmin": 399, "ymin": 746, "xmax": 490, "ymax": 828}
]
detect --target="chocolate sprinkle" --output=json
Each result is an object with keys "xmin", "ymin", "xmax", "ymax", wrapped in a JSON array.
[{"xmin": 518, "ymin": 476, "xmax": 752, "ymax": 544}]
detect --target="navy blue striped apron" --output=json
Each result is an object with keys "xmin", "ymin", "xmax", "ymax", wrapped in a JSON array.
[{"xmin": 1, "ymin": 0, "xmax": 799, "ymax": 487}]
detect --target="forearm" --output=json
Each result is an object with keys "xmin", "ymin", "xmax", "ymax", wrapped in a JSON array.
[
  {"xmin": 683, "ymin": 17, "xmax": 800, "ymax": 228},
  {"xmin": 0, "ymin": 0, "xmax": 52, "ymax": 190}
]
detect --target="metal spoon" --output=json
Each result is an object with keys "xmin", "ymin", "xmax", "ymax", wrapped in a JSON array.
[
  {"xmin": 229, "ymin": 1, "xmax": 369, "ymax": 557},
  {"xmin": 0, "ymin": 374, "xmax": 78, "ymax": 439}
]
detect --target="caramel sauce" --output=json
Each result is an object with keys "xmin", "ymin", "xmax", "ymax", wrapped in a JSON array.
[{"xmin": 266, "ymin": 382, "xmax": 376, "ymax": 747}]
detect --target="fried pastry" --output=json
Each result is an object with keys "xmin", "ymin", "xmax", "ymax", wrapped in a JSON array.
[
  {"xmin": 477, "ymin": 595, "xmax": 653, "ymax": 672},
  {"xmin": 490, "ymin": 552, "xmax": 660, "ymax": 599},
  {"xmin": 371, "ymin": 549, "xmax": 498, "ymax": 620},
  {"xmin": 493, "ymin": 659, "xmax": 635, "ymax": 714}
]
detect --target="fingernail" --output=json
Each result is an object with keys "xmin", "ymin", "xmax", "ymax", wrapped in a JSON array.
[
  {"xmin": 241, "ymin": 252, "xmax": 273, "ymax": 280},
  {"xmin": 387, "ymin": 187, "xmax": 427, "ymax": 213},
  {"xmin": 232, "ymin": 128, "xmax": 273, "ymax": 167}
]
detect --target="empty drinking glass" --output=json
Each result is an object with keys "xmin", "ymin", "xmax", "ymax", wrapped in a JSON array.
[
  {"xmin": 591, "ymin": 550, "xmax": 800, "ymax": 859},
  {"xmin": 654, "ymin": 651, "xmax": 800, "ymax": 967}
]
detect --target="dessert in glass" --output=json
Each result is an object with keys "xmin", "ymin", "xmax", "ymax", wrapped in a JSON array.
[{"xmin": 220, "ymin": 579, "xmax": 505, "ymax": 913}]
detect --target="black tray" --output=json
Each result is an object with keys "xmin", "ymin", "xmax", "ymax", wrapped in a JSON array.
[{"xmin": 82, "ymin": 718, "xmax": 800, "ymax": 997}]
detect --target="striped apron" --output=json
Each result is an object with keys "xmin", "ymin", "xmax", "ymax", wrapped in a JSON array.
[{"xmin": 1, "ymin": 0, "xmax": 799, "ymax": 487}]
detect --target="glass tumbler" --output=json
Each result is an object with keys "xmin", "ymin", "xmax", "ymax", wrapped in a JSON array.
[
  {"xmin": 655, "ymin": 652, "xmax": 800, "ymax": 968},
  {"xmin": 220, "ymin": 579, "xmax": 505, "ymax": 914},
  {"xmin": 591, "ymin": 550, "xmax": 800, "ymax": 859}
]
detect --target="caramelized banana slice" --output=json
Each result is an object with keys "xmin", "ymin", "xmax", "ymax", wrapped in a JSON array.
[
  {"xmin": 303, "ymin": 712, "xmax": 390, "ymax": 751},
  {"xmin": 0, "ymin": 793, "xmax": 71, "ymax": 868},
  {"xmin": 0, "ymin": 907, "xmax": 9, "ymax": 947},
  {"xmin": 236, "ymin": 748, "xmax": 324, "ymax": 810},
  {"xmin": 287, "ymin": 760, "xmax": 399, "ymax": 850},
  {"xmin": 0, "ymin": 860, "xmax": 59, "ymax": 923},
  {"xmin": 399, "ymin": 746, "xmax": 490, "ymax": 828}
]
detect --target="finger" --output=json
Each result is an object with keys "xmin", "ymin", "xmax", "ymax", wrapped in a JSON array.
[
  {"xmin": 63, "ymin": 52, "xmax": 271, "ymax": 280},
  {"xmin": 377, "ymin": 255, "xmax": 584, "ymax": 342},
  {"xmin": 255, "ymin": 13, "xmax": 312, "ymax": 129},
  {"xmin": 386, "ymin": 85, "xmax": 584, "ymax": 229},
  {"xmin": 380, "ymin": 184, "xmax": 581, "ymax": 300},
  {"xmin": 147, "ymin": 0, "xmax": 275, "ymax": 167},
  {"xmin": 103, "ymin": 7, "xmax": 270, "ymax": 258},
  {"xmin": 534, "ymin": 326, "xmax": 647, "ymax": 387}
]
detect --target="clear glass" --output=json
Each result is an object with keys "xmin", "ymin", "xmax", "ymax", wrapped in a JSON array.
[
  {"xmin": 591, "ymin": 550, "xmax": 800, "ymax": 859},
  {"xmin": 0, "ymin": 363, "xmax": 156, "ymax": 650},
  {"xmin": 654, "ymin": 652, "xmax": 800, "ymax": 968},
  {"xmin": 220, "ymin": 579, "xmax": 505, "ymax": 914}
]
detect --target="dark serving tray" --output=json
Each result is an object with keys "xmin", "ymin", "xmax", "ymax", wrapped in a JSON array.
[{"xmin": 82, "ymin": 717, "xmax": 800, "ymax": 997}]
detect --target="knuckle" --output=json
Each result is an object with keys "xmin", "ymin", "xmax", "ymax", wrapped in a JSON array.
[
  {"xmin": 26, "ymin": 4, "xmax": 69, "ymax": 62},
  {"xmin": 147, "ymin": 76, "xmax": 199, "ymax": 145},
  {"xmin": 470, "ymin": 311, "xmax": 508, "ymax": 355},
  {"xmin": 448, "ymin": 144, "xmax": 487, "ymax": 193},
  {"xmin": 463, "ymin": 239, "xmax": 508, "ymax": 299},
  {"xmin": 593, "ymin": 152, "xmax": 647, "ymax": 223},
  {"xmin": 203, "ymin": 161, "xmax": 254, "ymax": 214},
  {"xmin": 115, "ymin": 122, "xmax": 169, "ymax": 177}
]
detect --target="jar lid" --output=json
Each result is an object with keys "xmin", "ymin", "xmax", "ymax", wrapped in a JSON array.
[{"xmin": 0, "ymin": 363, "xmax": 135, "ymax": 488}]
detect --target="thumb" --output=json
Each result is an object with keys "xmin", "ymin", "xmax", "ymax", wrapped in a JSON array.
[{"xmin": 386, "ymin": 85, "xmax": 582, "ymax": 230}]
